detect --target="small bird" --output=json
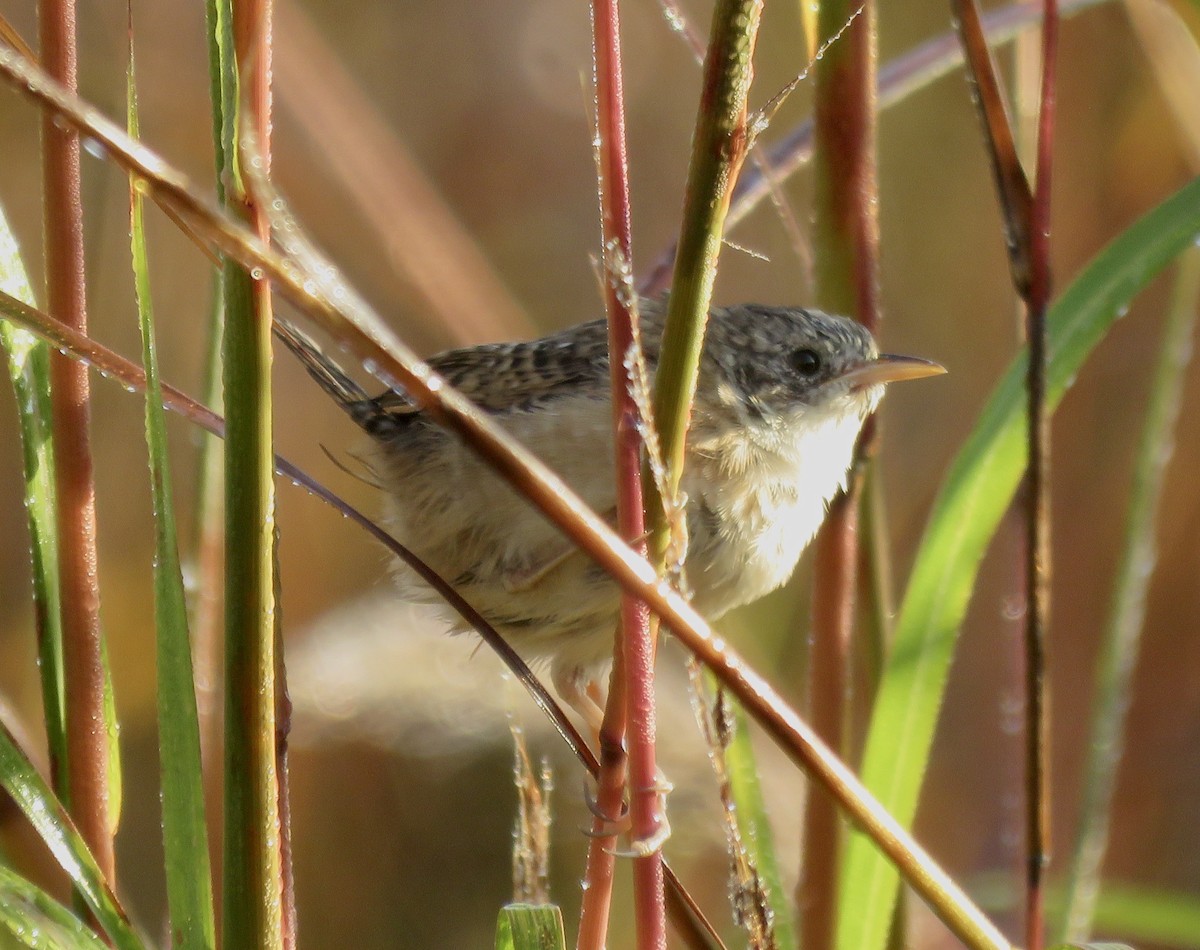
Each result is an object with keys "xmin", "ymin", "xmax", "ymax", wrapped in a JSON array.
[{"xmin": 278, "ymin": 299, "xmax": 943, "ymax": 718}]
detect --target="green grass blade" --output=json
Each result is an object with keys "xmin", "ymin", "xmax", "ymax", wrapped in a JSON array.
[
  {"xmin": 1051, "ymin": 944, "xmax": 1133, "ymax": 950},
  {"xmin": 1085, "ymin": 883, "xmax": 1200, "ymax": 947},
  {"xmin": 0, "ymin": 200, "xmax": 68, "ymax": 803},
  {"xmin": 0, "ymin": 865, "xmax": 111, "ymax": 950},
  {"xmin": 724, "ymin": 699, "xmax": 797, "ymax": 950},
  {"xmin": 977, "ymin": 872, "xmax": 1200, "ymax": 948},
  {"xmin": 495, "ymin": 904, "xmax": 567, "ymax": 950},
  {"xmin": 0, "ymin": 722, "xmax": 145, "ymax": 950},
  {"xmin": 128, "ymin": 40, "xmax": 216, "ymax": 950},
  {"xmin": 836, "ymin": 174, "xmax": 1200, "ymax": 950},
  {"xmin": 100, "ymin": 639, "xmax": 122, "ymax": 836},
  {"xmin": 1059, "ymin": 246, "xmax": 1200, "ymax": 941}
]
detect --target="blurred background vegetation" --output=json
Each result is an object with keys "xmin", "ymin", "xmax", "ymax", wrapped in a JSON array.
[{"xmin": 0, "ymin": 0, "xmax": 1197, "ymax": 946}]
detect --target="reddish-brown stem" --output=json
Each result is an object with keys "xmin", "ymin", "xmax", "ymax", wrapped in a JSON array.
[
  {"xmin": 802, "ymin": 3, "xmax": 879, "ymax": 946},
  {"xmin": 38, "ymin": 0, "xmax": 113, "ymax": 883},
  {"xmin": 588, "ymin": 0, "xmax": 666, "ymax": 945},
  {"xmin": 800, "ymin": 489, "xmax": 859, "ymax": 948},
  {"xmin": 951, "ymin": 0, "xmax": 1056, "ymax": 944},
  {"xmin": 578, "ymin": 661, "xmax": 628, "ymax": 950},
  {"xmin": 1022, "ymin": 4, "xmax": 1057, "ymax": 948}
]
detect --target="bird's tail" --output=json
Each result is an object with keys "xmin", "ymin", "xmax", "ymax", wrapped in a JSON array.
[{"xmin": 274, "ymin": 320, "xmax": 392, "ymax": 434}]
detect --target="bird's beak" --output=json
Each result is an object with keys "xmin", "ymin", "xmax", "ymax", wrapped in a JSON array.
[{"xmin": 842, "ymin": 354, "xmax": 946, "ymax": 389}]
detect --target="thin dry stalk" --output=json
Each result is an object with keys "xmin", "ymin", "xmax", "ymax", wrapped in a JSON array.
[
  {"xmin": 687, "ymin": 667, "xmax": 774, "ymax": 949},
  {"xmin": 38, "ymin": 0, "xmax": 114, "ymax": 882},
  {"xmin": 511, "ymin": 730, "xmax": 553, "ymax": 905}
]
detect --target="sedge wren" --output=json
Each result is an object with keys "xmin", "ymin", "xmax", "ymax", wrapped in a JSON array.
[{"xmin": 279, "ymin": 298, "xmax": 943, "ymax": 712}]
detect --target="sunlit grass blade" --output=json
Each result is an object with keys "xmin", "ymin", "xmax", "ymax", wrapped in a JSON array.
[
  {"xmin": 0, "ymin": 865, "xmax": 111, "ymax": 950},
  {"xmin": 836, "ymin": 174, "xmax": 1200, "ymax": 950},
  {"xmin": 100, "ymin": 639, "xmax": 121, "ymax": 835},
  {"xmin": 0, "ymin": 721, "xmax": 145, "ymax": 950},
  {"xmin": 495, "ymin": 904, "xmax": 567, "ymax": 950},
  {"xmin": 128, "ymin": 30, "xmax": 216, "ymax": 950},
  {"xmin": 0, "ymin": 199, "xmax": 68, "ymax": 802}
]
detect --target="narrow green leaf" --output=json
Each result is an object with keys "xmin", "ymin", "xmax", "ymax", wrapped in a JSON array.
[
  {"xmin": 100, "ymin": 639, "xmax": 122, "ymax": 837},
  {"xmin": 724, "ymin": 699, "xmax": 797, "ymax": 950},
  {"xmin": 1051, "ymin": 944, "xmax": 1134, "ymax": 950},
  {"xmin": 1060, "ymin": 247, "xmax": 1200, "ymax": 941},
  {"xmin": 0, "ymin": 866, "xmax": 111, "ymax": 950},
  {"xmin": 837, "ymin": 174, "xmax": 1200, "ymax": 950},
  {"xmin": 0, "ymin": 196, "xmax": 121, "ymax": 842},
  {"xmin": 495, "ymin": 904, "xmax": 567, "ymax": 950},
  {"xmin": 0, "ymin": 200, "xmax": 68, "ymax": 803},
  {"xmin": 1086, "ymin": 883, "xmax": 1200, "ymax": 947},
  {"xmin": 977, "ymin": 872, "xmax": 1200, "ymax": 948},
  {"xmin": 0, "ymin": 722, "xmax": 145, "ymax": 950},
  {"xmin": 128, "ymin": 36, "xmax": 216, "ymax": 950},
  {"xmin": 209, "ymin": 4, "xmax": 284, "ymax": 946}
]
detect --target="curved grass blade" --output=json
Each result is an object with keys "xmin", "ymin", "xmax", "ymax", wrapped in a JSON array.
[
  {"xmin": 0, "ymin": 199, "xmax": 68, "ymax": 804},
  {"xmin": 0, "ymin": 720, "xmax": 145, "ymax": 950},
  {"xmin": 0, "ymin": 865, "xmax": 111, "ymax": 950},
  {"xmin": 836, "ymin": 174, "xmax": 1200, "ymax": 950},
  {"xmin": 0, "ymin": 183, "xmax": 122, "ymax": 857},
  {"xmin": 1059, "ymin": 247, "xmax": 1200, "ymax": 941},
  {"xmin": 128, "ymin": 32, "xmax": 216, "ymax": 950},
  {"xmin": 1084, "ymin": 883, "xmax": 1200, "ymax": 948}
]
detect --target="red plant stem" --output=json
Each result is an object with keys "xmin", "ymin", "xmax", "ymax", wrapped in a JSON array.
[
  {"xmin": 1023, "ymin": 3, "xmax": 1057, "ymax": 948},
  {"xmin": 587, "ymin": 0, "xmax": 666, "ymax": 945},
  {"xmin": 801, "ymin": 492, "xmax": 858, "ymax": 948},
  {"xmin": 802, "ymin": 3, "xmax": 878, "ymax": 947},
  {"xmin": 578, "ymin": 665, "xmax": 628, "ymax": 950},
  {"xmin": 38, "ymin": 0, "xmax": 114, "ymax": 883}
]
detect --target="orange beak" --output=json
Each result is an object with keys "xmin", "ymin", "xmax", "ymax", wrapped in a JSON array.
[{"xmin": 841, "ymin": 354, "xmax": 946, "ymax": 390}]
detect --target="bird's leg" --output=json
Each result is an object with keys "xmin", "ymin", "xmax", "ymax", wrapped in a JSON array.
[
  {"xmin": 559, "ymin": 657, "xmax": 672, "ymax": 855},
  {"xmin": 551, "ymin": 667, "xmax": 607, "ymax": 737}
]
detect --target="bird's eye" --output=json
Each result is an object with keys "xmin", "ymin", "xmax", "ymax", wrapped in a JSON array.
[{"xmin": 790, "ymin": 348, "xmax": 821, "ymax": 376}]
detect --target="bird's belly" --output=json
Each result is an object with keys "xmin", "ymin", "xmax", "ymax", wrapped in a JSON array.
[{"xmin": 685, "ymin": 483, "xmax": 826, "ymax": 619}]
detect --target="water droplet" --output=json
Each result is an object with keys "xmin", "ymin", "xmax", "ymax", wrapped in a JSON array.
[{"xmin": 1000, "ymin": 595, "xmax": 1025, "ymax": 621}]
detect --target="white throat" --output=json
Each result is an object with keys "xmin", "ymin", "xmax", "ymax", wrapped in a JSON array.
[{"xmin": 685, "ymin": 389, "xmax": 876, "ymax": 616}]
